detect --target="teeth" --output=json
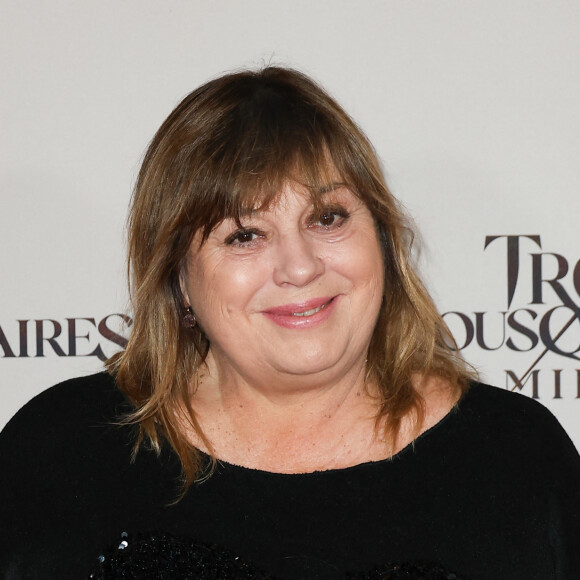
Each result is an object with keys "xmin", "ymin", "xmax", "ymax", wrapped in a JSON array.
[{"xmin": 292, "ymin": 303, "xmax": 325, "ymax": 317}]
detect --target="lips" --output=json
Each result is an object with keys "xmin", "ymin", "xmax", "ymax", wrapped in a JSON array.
[
  {"xmin": 291, "ymin": 303, "xmax": 328, "ymax": 317},
  {"xmin": 264, "ymin": 297, "xmax": 334, "ymax": 316},
  {"xmin": 262, "ymin": 297, "xmax": 337, "ymax": 329}
]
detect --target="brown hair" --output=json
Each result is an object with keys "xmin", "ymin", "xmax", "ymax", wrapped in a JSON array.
[{"xmin": 107, "ymin": 66, "xmax": 472, "ymax": 490}]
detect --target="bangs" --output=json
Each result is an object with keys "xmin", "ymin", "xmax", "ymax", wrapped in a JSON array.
[
  {"xmin": 179, "ymin": 72, "xmax": 361, "ymax": 241},
  {"xmin": 198, "ymin": 150, "xmax": 348, "ymax": 240}
]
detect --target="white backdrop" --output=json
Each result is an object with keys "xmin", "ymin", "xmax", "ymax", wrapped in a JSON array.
[{"xmin": 2, "ymin": 1, "xmax": 579, "ymax": 449}]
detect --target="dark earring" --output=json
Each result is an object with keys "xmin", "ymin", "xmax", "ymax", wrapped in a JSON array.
[{"xmin": 183, "ymin": 306, "xmax": 197, "ymax": 328}]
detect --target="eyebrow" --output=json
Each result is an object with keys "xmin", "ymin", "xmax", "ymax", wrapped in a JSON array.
[
  {"xmin": 315, "ymin": 181, "xmax": 349, "ymax": 194},
  {"xmin": 235, "ymin": 182, "xmax": 351, "ymax": 219}
]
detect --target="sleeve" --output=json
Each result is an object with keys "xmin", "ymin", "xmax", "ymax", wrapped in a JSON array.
[
  {"xmin": 543, "ymin": 411, "xmax": 580, "ymax": 580},
  {"xmin": 0, "ymin": 393, "xmax": 52, "ymax": 578},
  {"xmin": 0, "ymin": 373, "xmax": 129, "ymax": 579},
  {"xmin": 469, "ymin": 384, "xmax": 580, "ymax": 579}
]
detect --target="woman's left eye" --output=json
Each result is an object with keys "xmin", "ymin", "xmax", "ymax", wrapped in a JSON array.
[
  {"xmin": 309, "ymin": 207, "xmax": 349, "ymax": 229},
  {"xmin": 224, "ymin": 229, "xmax": 263, "ymax": 246}
]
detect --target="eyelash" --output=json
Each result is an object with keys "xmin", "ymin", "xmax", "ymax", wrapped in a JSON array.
[
  {"xmin": 224, "ymin": 205, "xmax": 350, "ymax": 247},
  {"xmin": 224, "ymin": 229, "xmax": 264, "ymax": 246},
  {"xmin": 308, "ymin": 206, "xmax": 350, "ymax": 229}
]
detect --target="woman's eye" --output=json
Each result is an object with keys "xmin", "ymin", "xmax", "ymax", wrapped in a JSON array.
[
  {"xmin": 310, "ymin": 207, "xmax": 349, "ymax": 228},
  {"xmin": 225, "ymin": 229, "xmax": 262, "ymax": 246}
]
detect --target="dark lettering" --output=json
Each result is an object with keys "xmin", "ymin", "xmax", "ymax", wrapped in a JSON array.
[
  {"xmin": 442, "ymin": 312, "xmax": 474, "ymax": 349},
  {"xmin": 538, "ymin": 306, "xmax": 580, "ymax": 360},
  {"xmin": 0, "ymin": 324, "xmax": 16, "ymax": 357},
  {"xmin": 88, "ymin": 344, "xmax": 106, "ymax": 361},
  {"xmin": 475, "ymin": 311, "xmax": 506, "ymax": 350},
  {"xmin": 506, "ymin": 309, "xmax": 538, "ymax": 351},
  {"xmin": 484, "ymin": 235, "xmax": 541, "ymax": 308},
  {"xmin": 94, "ymin": 314, "xmax": 132, "ymax": 361},
  {"xmin": 531, "ymin": 252, "xmax": 576, "ymax": 308},
  {"xmin": 67, "ymin": 318, "xmax": 97, "ymax": 356},
  {"xmin": 35, "ymin": 320, "xmax": 66, "ymax": 357},
  {"xmin": 553, "ymin": 369, "xmax": 562, "ymax": 399},
  {"xmin": 574, "ymin": 259, "xmax": 580, "ymax": 298},
  {"xmin": 506, "ymin": 369, "xmax": 540, "ymax": 399},
  {"xmin": 18, "ymin": 320, "xmax": 28, "ymax": 357}
]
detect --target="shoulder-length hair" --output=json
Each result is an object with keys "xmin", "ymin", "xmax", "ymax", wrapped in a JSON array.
[{"xmin": 108, "ymin": 66, "xmax": 472, "ymax": 491}]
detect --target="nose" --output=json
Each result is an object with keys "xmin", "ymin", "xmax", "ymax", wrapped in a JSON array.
[{"xmin": 272, "ymin": 233, "xmax": 324, "ymax": 287}]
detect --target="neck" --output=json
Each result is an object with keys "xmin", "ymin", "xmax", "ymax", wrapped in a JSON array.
[{"xmin": 188, "ymin": 353, "xmax": 386, "ymax": 472}]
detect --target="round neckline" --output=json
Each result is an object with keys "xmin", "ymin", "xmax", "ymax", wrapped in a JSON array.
[{"xmin": 200, "ymin": 383, "xmax": 473, "ymax": 479}]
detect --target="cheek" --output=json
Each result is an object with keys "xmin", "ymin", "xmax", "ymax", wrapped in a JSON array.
[
  {"xmin": 331, "ymin": 234, "xmax": 384, "ymax": 292},
  {"xmin": 187, "ymin": 253, "xmax": 270, "ymax": 322}
]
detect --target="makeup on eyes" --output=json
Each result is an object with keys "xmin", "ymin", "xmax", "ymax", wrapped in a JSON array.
[
  {"xmin": 307, "ymin": 204, "xmax": 350, "ymax": 228},
  {"xmin": 223, "ymin": 202, "xmax": 351, "ymax": 247},
  {"xmin": 224, "ymin": 229, "xmax": 265, "ymax": 246}
]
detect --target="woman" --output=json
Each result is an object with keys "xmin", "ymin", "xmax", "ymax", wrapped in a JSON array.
[{"xmin": 1, "ymin": 66, "xmax": 579, "ymax": 579}]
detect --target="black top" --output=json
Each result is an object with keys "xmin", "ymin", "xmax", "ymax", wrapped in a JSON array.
[{"xmin": 1, "ymin": 372, "xmax": 579, "ymax": 579}]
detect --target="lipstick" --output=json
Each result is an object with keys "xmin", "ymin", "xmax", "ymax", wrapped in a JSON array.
[{"xmin": 262, "ymin": 297, "xmax": 337, "ymax": 329}]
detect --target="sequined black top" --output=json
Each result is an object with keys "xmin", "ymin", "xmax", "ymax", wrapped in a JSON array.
[{"xmin": 1, "ymin": 373, "xmax": 579, "ymax": 579}]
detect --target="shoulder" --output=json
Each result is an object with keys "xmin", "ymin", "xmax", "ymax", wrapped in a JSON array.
[
  {"xmin": 457, "ymin": 382, "xmax": 580, "ymax": 473},
  {"xmin": 0, "ymin": 371, "xmax": 132, "ymax": 462},
  {"xmin": 0, "ymin": 372, "xmax": 141, "ymax": 521},
  {"xmin": 461, "ymin": 381, "xmax": 567, "ymax": 432},
  {"xmin": 3, "ymin": 371, "xmax": 127, "ymax": 428},
  {"xmin": 0, "ymin": 374, "xmax": 168, "ymax": 577}
]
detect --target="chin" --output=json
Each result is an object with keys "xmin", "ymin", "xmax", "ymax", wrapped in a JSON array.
[{"xmin": 273, "ymin": 349, "xmax": 347, "ymax": 378}]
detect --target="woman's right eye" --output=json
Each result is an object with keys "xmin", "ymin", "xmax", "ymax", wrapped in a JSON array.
[{"xmin": 224, "ymin": 229, "xmax": 262, "ymax": 246}]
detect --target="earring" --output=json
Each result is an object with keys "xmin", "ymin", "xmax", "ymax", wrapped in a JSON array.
[{"xmin": 183, "ymin": 306, "xmax": 197, "ymax": 328}]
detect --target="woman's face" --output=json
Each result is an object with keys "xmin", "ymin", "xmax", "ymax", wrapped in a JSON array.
[{"xmin": 181, "ymin": 182, "xmax": 384, "ymax": 390}]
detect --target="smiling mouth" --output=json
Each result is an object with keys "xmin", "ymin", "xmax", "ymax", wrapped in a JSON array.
[
  {"xmin": 292, "ymin": 302, "xmax": 329, "ymax": 317},
  {"xmin": 264, "ymin": 296, "xmax": 336, "ymax": 318},
  {"xmin": 262, "ymin": 296, "xmax": 337, "ymax": 328}
]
